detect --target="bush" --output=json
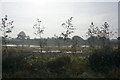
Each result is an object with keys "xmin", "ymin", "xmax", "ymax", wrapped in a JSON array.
[
  {"xmin": 24, "ymin": 55, "xmax": 50, "ymax": 72},
  {"xmin": 108, "ymin": 67, "xmax": 120, "ymax": 78},
  {"xmin": 46, "ymin": 54, "xmax": 72, "ymax": 73},
  {"xmin": 70, "ymin": 56, "xmax": 88, "ymax": 75},
  {"xmin": 89, "ymin": 47, "xmax": 120, "ymax": 73},
  {"xmin": 2, "ymin": 55, "xmax": 26, "ymax": 74}
]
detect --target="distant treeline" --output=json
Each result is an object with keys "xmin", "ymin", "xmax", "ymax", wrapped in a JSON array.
[{"xmin": 1, "ymin": 35, "xmax": 118, "ymax": 47}]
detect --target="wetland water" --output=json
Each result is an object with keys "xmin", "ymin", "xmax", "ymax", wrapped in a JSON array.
[
  {"xmin": 2, "ymin": 44, "xmax": 89, "ymax": 48},
  {"xmin": 2, "ymin": 44, "xmax": 89, "ymax": 54}
]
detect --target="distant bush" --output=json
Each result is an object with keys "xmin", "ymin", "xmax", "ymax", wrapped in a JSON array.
[{"xmin": 89, "ymin": 47, "xmax": 120, "ymax": 73}]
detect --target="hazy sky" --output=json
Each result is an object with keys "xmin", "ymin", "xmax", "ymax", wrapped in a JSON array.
[{"xmin": 1, "ymin": 1, "xmax": 118, "ymax": 39}]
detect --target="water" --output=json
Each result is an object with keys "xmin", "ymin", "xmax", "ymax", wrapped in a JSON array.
[
  {"xmin": 33, "ymin": 50, "xmax": 60, "ymax": 53},
  {"xmin": 2, "ymin": 44, "xmax": 89, "ymax": 48},
  {"xmin": 33, "ymin": 50, "xmax": 83, "ymax": 54},
  {"xmin": 2, "ymin": 44, "xmax": 40, "ymax": 47},
  {"xmin": 2, "ymin": 44, "xmax": 87, "ymax": 54},
  {"xmin": 33, "ymin": 50, "xmax": 84, "ymax": 54}
]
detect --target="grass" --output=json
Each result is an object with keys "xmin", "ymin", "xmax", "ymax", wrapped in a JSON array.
[{"xmin": 2, "ymin": 46, "xmax": 120, "ymax": 78}]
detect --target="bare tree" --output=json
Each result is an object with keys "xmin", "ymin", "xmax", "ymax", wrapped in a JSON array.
[
  {"xmin": 96, "ymin": 22, "xmax": 116, "ymax": 47},
  {"xmin": 0, "ymin": 15, "xmax": 14, "ymax": 55},
  {"xmin": 71, "ymin": 37, "xmax": 79, "ymax": 54},
  {"xmin": 86, "ymin": 22, "xmax": 97, "ymax": 48},
  {"xmin": 87, "ymin": 22, "xmax": 117, "ymax": 48},
  {"xmin": 33, "ymin": 19, "xmax": 45, "ymax": 53},
  {"xmin": 61, "ymin": 17, "xmax": 75, "ymax": 48}
]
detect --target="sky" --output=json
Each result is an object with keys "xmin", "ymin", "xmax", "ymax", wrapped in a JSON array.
[{"xmin": 0, "ymin": 0, "xmax": 118, "ymax": 39}]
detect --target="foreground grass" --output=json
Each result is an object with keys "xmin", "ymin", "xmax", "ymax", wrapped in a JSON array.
[{"xmin": 2, "ymin": 46, "xmax": 120, "ymax": 78}]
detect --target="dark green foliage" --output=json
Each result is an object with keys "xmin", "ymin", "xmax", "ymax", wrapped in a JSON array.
[
  {"xmin": 46, "ymin": 54, "xmax": 71, "ymax": 73},
  {"xmin": 108, "ymin": 67, "xmax": 120, "ymax": 78},
  {"xmin": 89, "ymin": 47, "xmax": 120, "ymax": 73},
  {"xmin": 70, "ymin": 56, "xmax": 88, "ymax": 76},
  {"xmin": 2, "ymin": 55, "xmax": 26, "ymax": 73}
]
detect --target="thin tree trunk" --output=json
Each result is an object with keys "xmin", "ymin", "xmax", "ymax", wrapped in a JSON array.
[
  {"xmin": 40, "ymin": 40, "xmax": 42, "ymax": 53},
  {"xmin": 39, "ymin": 34, "xmax": 42, "ymax": 53},
  {"xmin": 64, "ymin": 39, "xmax": 65, "ymax": 53},
  {"xmin": 3, "ymin": 38, "xmax": 8, "ymax": 56}
]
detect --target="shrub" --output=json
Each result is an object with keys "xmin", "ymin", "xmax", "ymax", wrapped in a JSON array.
[
  {"xmin": 46, "ymin": 54, "xmax": 72, "ymax": 73},
  {"xmin": 2, "ymin": 55, "xmax": 26, "ymax": 74},
  {"xmin": 108, "ymin": 67, "xmax": 120, "ymax": 78},
  {"xmin": 69, "ymin": 56, "xmax": 88, "ymax": 76},
  {"xmin": 89, "ymin": 48, "xmax": 120, "ymax": 73},
  {"xmin": 24, "ymin": 55, "xmax": 50, "ymax": 71}
]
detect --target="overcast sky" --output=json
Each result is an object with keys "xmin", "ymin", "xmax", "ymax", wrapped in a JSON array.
[{"xmin": 1, "ymin": 1, "xmax": 118, "ymax": 39}]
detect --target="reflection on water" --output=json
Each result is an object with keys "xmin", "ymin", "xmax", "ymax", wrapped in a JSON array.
[
  {"xmin": 2, "ymin": 44, "xmax": 89, "ymax": 48},
  {"xmin": 33, "ymin": 50, "xmax": 84, "ymax": 54},
  {"xmin": 2, "ymin": 44, "xmax": 39, "ymax": 47}
]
